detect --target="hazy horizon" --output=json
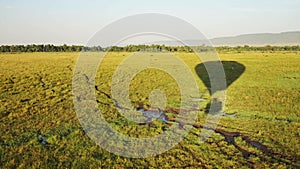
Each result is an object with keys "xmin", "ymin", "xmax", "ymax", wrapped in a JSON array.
[{"xmin": 1, "ymin": 0, "xmax": 300, "ymax": 45}]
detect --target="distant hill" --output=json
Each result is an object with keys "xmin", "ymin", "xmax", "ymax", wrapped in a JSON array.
[
  {"xmin": 148, "ymin": 31, "xmax": 300, "ymax": 47},
  {"xmin": 210, "ymin": 31, "xmax": 300, "ymax": 46}
]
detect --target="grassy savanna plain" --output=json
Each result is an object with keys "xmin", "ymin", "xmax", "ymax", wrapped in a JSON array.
[{"xmin": 0, "ymin": 51, "xmax": 299, "ymax": 168}]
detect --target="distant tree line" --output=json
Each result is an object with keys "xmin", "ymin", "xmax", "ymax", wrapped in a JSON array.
[
  {"xmin": 0, "ymin": 44, "xmax": 84, "ymax": 52},
  {"xmin": 0, "ymin": 44, "xmax": 300, "ymax": 53},
  {"xmin": 216, "ymin": 45, "xmax": 300, "ymax": 52},
  {"xmin": 108, "ymin": 45, "xmax": 195, "ymax": 52}
]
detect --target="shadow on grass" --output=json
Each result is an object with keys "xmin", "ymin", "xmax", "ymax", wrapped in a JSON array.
[{"xmin": 195, "ymin": 61, "xmax": 246, "ymax": 113}]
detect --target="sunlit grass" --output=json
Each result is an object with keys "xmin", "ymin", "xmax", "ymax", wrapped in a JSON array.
[{"xmin": 0, "ymin": 51, "xmax": 299, "ymax": 168}]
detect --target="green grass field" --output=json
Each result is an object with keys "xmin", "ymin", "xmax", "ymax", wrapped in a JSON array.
[{"xmin": 0, "ymin": 51, "xmax": 299, "ymax": 168}]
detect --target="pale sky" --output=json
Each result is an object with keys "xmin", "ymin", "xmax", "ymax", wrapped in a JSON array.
[{"xmin": 0, "ymin": 0, "xmax": 299, "ymax": 45}]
